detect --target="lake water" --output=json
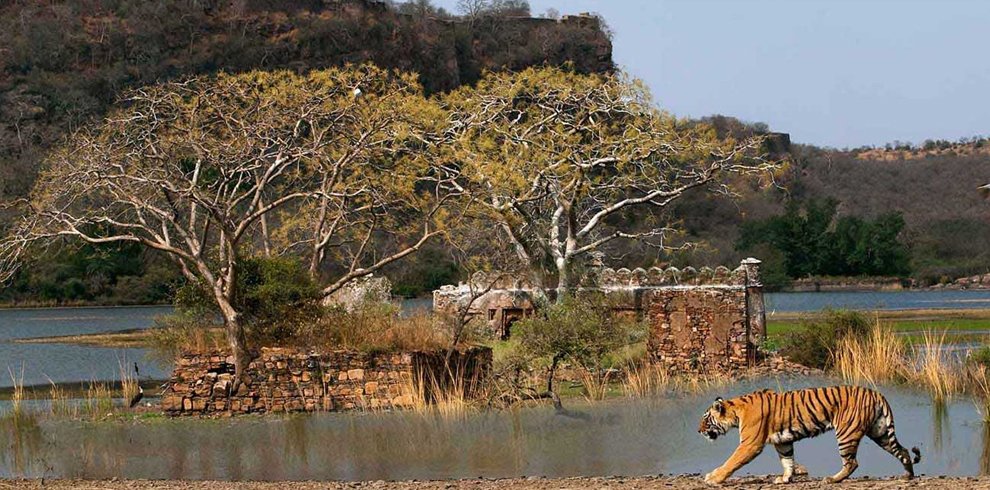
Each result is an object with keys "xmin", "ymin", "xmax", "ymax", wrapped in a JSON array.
[
  {"xmin": 1, "ymin": 377, "xmax": 987, "ymax": 480},
  {"xmin": 3, "ymin": 290, "xmax": 990, "ymax": 389},
  {"xmin": 0, "ymin": 306, "xmax": 173, "ymax": 388},
  {"xmin": 765, "ymin": 290, "xmax": 990, "ymax": 313}
]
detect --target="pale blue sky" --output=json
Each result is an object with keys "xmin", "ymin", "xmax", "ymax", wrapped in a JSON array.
[{"xmin": 432, "ymin": 0, "xmax": 990, "ymax": 148}]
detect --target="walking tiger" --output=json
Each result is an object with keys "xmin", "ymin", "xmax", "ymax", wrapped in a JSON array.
[{"xmin": 698, "ymin": 385, "xmax": 921, "ymax": 485}]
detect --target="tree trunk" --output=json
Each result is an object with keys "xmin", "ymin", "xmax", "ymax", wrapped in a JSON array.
[
  {"xmin": 555, "ymin": 257, "xmax": 572, "ymax": 303},
  {"xmin": 215, "ymin": 293, "xmax": 252, "ymax": 393}
]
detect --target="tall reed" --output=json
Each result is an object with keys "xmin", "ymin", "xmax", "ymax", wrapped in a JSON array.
[
  {"xmin": 578, "ymin": 368, "xmax": 615, "ymax": 401},
  {"xmin": 622, "ymin": 362, "xmax": 671, "ymax": 398},
  {"xmin": 45, "ymin": 376, "xmax": 74, "ymax": 418},
  {"xmin": 84, "ymin": 382, "xmax": 114, "ymax": 419},
  {"xmin": 912, "ymin": 330, "xmax": 961, "ymax": 403},
  {"xmin": 118, "ymin": 359, "xmax": 140, "ymax": 408},
  {"xmin": 7, "ymin": 365, "xmax": 24, "ymax": 418},
  {"xmin": 406, "ymin": 365, "xmax": 479, "ymax": 419},
  {"xmin": 969, "ymin": 365, "xmax": 990, "ymax": 423},
  {"xmin": 832, "ymin": 320, "xmax": 906, "ymax": 386}
]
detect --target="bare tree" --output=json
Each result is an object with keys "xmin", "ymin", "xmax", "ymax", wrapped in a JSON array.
[
  {"xmin": 442, "ymin": 67, "xmax": 777, "ymax": 294},
  {"xmin": 0, "ymin": 65, "xmax": 455, "ymax": 387}
]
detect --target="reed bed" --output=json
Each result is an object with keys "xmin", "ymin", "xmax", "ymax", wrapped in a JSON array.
[
  {"xmin": 578, "ymin": 369, "xmax": 616, "ymax": 401},
  {"xmin": 912, "ymin": 330, "xmax": 962, "ymax": 402},
  {"xmin": 622, "ymin": 362, "xmax": 671, "ymax": 398},
  {"xmin": 405, "ymin": 365, "xmax": 482, "ymax": 419},
  {"xmin": 832, "ymin": 320, "xmax": 907, "ymax": 386},
  {"xmin": 84, "ymin": 382, "xmax": 115, "ymax": 419},
  {"xmin": 620, "ymin": 361, "xmax": 732, "ymax": 398},
  {"xmin": 829, "ymin": 319, "xmax": 985, "ymax": 406},
  {"xmin": 45, "ymin": 376, "xmax": 74, "ymax": 418}
]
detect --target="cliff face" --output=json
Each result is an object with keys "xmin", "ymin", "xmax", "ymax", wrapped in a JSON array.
[{"xmin": 0, "ymin": 0, "xmax": 613, "ymax": 198}]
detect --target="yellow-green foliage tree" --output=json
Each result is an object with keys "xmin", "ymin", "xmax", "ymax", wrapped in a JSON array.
[
  {"xmin": 0, "ymin": 64, "xmax": 459, "ymax": 387},
  {"xmin": 442, "ymin": 67, "xmax": 775, "ymax": 292}
]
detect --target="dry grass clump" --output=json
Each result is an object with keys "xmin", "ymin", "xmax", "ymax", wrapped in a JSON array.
[
  {"xmin": 622, "ymin": 362, "xmax": 671, "ymax": 398},
  {"xmin": 313, "ymin": 305, "xmax": 451, "ymax": 353},
  {"xmin": 6, "ymin": 365, "xmax": 24, "ymax": 418},
  {"xmin": 579, "ymin": 369, "xmax": 617, "ymax": 401},
  {"xmin": 118, "ymin": 359, "xmax": 140, "ymax": 407},
  {"xmin": 832, "ymin": 320, "xmax": 907, "ymax": 386},
  {"xmin": 829, "ymin": 319, "xmax": 971, "ymax": 404},
  {"xmin": 45, "ymin": 376, "xmax": 74, "ymax": 418},
  {"xmin": 149, "ymin": 312, "xmax": 226, "ymax": 360},
  {"xmin": 620, "ymin": 362, "xmax": 732, "ymax": 398},
  {"xmin": 84, "ymin": 382, "xmax": 114, "ymax": 419},
  {"xmin": 968, "ymin": 364, "xmax": 990, "ymax": 422},
  {"xmin": 404, "ymin": 365, "xmax": 486, "ymax": 419},
  {"xmin": 912, "ymin": 330, "xmax": 962, "ymax": 402}
]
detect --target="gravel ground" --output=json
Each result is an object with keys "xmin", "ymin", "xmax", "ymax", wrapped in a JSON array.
[{"xmin": 3, "ymin": 476, "xmax": 990, "ymax": 490}]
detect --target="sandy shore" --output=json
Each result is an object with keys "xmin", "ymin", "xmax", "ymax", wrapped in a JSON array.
[{"xmin": 4, "ymin": 476, "xmax": 990, "ymax": 489}]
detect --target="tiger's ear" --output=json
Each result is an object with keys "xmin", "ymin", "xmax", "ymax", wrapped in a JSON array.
[{"xmin": 712, "ymin": 397, "xmax": 725, "ymax": 414}]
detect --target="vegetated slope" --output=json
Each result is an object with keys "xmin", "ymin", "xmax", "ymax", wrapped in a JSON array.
[
  {"xmin": 670, "ymin": 131, "xmax": 990, "ymax": 285},
  {"xmin": 0, "ymin": 0, "xmax": 612, "ymax": 199}
]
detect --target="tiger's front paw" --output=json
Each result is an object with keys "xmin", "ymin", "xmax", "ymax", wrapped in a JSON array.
[
  {"xmin": 773, "ymin": 475, "xmax": 792, "ymax": 484},
  {"xmin": 704, "ymin": 471, "xmax": 726, "ymax": 485}
]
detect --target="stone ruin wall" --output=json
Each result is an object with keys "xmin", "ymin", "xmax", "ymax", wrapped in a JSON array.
[
  {"xmin": 433, "ymin": 259, "xmax": 766, "ymax": 372},
  {"xmin": 161, "ymin": 347, "xmax": 491, "ymax": 416}
]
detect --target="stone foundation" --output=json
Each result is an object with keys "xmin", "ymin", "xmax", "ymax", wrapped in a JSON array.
[{"xmin": 161, "ymin": 347, "xmax": 491, "ymax": 416}]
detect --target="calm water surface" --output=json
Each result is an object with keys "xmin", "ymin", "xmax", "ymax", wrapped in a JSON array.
[
  {"xmin": 766, "ymin": 290, "xmax": 990, "ymax": 313},
  {"xmin": 1, "ymin": 377, "xmax": 987, "ymax": 480},
  {"xmin": 0, "ymin": 306, "xmax": 172, "ymax": 388}
]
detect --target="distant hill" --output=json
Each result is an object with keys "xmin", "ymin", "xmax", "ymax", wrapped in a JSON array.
[
  {"xmin": 0, "ymin": 0, "xmax": 612, "ymax": 199},
  {"xmin": 668, "ymin": 127, "xmax": 990, "ymax": 286}
]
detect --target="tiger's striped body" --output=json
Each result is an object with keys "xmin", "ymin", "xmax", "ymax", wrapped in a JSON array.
[{"xmin": 698, "ymin": 385, "xmax": 921, "ymax": 485}]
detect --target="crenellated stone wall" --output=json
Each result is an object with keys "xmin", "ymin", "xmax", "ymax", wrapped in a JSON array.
[
  {"xmin": 433, "ymin": 258, "xmax": 766, "ymax": 372},
  {"xmin": 161, "ymin": 347, "xmax": 491, "ymax": 416}
]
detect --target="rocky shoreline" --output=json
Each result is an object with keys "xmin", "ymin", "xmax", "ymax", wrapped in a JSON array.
[{"xmin": 4, "ymin": 476, "xmax": 989, "ymax": 489}]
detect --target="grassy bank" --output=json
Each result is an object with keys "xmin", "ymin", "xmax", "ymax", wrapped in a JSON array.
[{"xmin": 769, "ymin": 308, "xmax": 990, "ymax": 343}]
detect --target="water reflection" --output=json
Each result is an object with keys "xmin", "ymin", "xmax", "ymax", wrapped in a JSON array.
[
  {"xmin": 0, "ymin": 413, "xmax": 45, "ymax": 478},
  {"xmin": 931, "ymin": 401, "xmax": 951, "ymax": 455},
  {"xmin": 2, "ymin": 378, "xmax": 990, "ymax": 480}
]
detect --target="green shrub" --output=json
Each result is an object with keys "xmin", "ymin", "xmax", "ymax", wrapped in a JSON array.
[
  {"xmin": 968, "ymin": 346, "xmax": 990, "ymax": 368},
  {"xmin": 779, "ymin": 309, "xmax": 871, "ymax": 369},
  {"xmin": 512, "ymin": 295, "xmax": 640, "ymax": 392}
]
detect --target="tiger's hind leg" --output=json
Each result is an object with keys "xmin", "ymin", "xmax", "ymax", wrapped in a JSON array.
[
  {"xmin": 869, "ymin": 421, "xmax": 922, "ymax": 479},
  {"xmin": 773, "ymin": 443, "xmax": 796, "ymax": 484},
  {"xmin": 825, "ymin": 430, "xmax": 863, "ymax": 483}
]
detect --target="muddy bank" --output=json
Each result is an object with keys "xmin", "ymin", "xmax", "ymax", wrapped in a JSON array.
[{"xmin": 4, "ymin": 476, "xmax": 989, "ymax": 489}]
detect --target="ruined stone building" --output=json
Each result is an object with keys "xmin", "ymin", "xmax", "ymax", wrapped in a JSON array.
[{"xmin": 434, "ymin": 258, "xmax": 767, "ymax": 372}]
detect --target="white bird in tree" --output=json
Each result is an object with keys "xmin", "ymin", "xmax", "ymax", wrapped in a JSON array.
[{"xmin": 980, "ymin": 183, "xmax": 990, "ymax": 199}]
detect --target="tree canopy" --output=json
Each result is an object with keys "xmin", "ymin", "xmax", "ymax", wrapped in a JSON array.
[
  {"xmin": 0, "ymin": 64, "xmax": 459, "ymax": 386},
  {"xmin": 736, "ymin": 199, "xmax": 911, "ymax": 279},
  {"xmin": 441, "ymin": 67, "xmax": 776, "ymax": 291}
]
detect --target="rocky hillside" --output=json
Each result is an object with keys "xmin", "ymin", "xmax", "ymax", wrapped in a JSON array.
[{"xmin": 0, "ymin": 0, "xmax": 612, "ymax": 199}]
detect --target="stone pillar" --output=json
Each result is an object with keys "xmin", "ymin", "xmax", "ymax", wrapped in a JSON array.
[{"xmin": 741, "ymin": 258, "xmax": 766, "ymax": 365}]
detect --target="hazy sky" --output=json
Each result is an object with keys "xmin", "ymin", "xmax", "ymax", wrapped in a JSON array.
[{"xmin": 431, "ymin": 0, "xmax": 990, "ymax": 148}]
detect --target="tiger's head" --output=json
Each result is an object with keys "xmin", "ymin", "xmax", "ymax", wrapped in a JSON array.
[{"xmin": 698, "ymin": 397, "xmax": 735, "ymax": 441}]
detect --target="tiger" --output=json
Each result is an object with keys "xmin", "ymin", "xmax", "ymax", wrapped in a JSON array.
[{"xmin": 697, "ymin": 385, "xmax": 921, "ymax": 485}]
